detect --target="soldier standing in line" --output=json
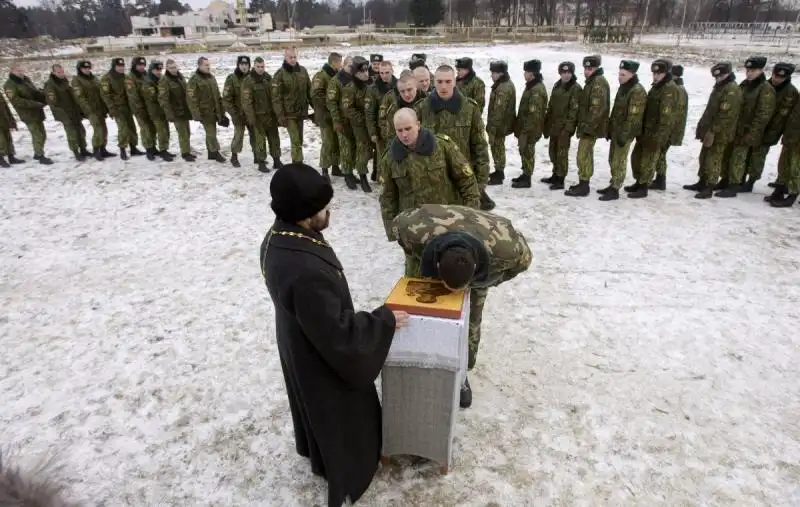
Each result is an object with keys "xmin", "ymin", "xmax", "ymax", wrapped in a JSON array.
[
  {"xmin": 141, "ymin": 61, "xmax": 173, "ymax": 161},
  {"xmin": 597, "ymin": 60, "xmax": 646, "ymax": 201},
  {"xmin": 409, "ymin": 53, "xmax": 435, "ymax": 91},
  {"xmin": 486, "ymin": 61, "xmax": 517, "ymax": 186},
  {"xmin": 378, "ymin": 71, "xmax": 426, "ymax": 146},
  {"xmin": 222, "ymin": 55, "xmax": 254, "ymax": 168},
  {"xmin": 158, "ymin": 59, "xmax": 195, "ymax": 162},
  {"xmin": 4, "ymin": 62, "xmax": 51, "ymax": 164},
  {"xmin": 651, "ymin": 64, "xmax": 688, "ymax": 190},
  {"xmin": 455, "ymin": 57, "xmax": 486, "ymax": 113},
  {"xmin": 311, "ymin": 52, "xmax": 343, "ymax": 180},
  {"xmin": 369, "ymin": 54, "xmax": 382, "ymax": 81},
  {"xmin": 0, "ymin": 85, "xmax": 22, "ymax": 167},
  {"xmin": 272, "ymin": 47, "xmax": 311, "ymax": 164},
  {"xmin": 627, "ymin": 59, "xmax": 679, "ymax": 197},
  {"xmin": 511, "ymin": 59, "xmax": 548, "ymax": 189},
  {"xmin": 413, "ymin": 66, "xmax": 432, "ymax": 97},
  {"xmin": 365, "ymin": 60, "xmax": 397, "ymax": 181},
  {"xmin": 716, "ymin": 56, "xmax": 775, "ymax": 197},
  {"xmin": 390, "ymin": 203, "xmax": 532, "ymax": 408},
  {"xmin": 342, "ymin": 57, "xmax": 373, "ymax": 192},
  {"xmin": 327, "ymin": 56, "xmax": 355, "ymax": 181},
  {"xmin": 768, "ymin": 96, "xmax": 800, "ymax": 207},
  {"xmin": 100, "ymin": 57, "xmax": 140, "ymax": 160},
  {"xmin": 126, "ymin": 56, "xmax": 161, "ymax": 161},
  {"xmin": 241, "ymin": 57, "xmax": 281, "ymax": 174},
  {"xmin": 683, "ymin": 62, "xmax": 742, "ymax": 199},
  {"xmin": 416, "ymin": 65, "xmax": 493, "ymax": 210},
  {"xmin": 762, "ymin": 63, "xmax": 799, "ymax": 201},
  {"xmin": 541, "ymin": 61, "xmax": 581, "ymax": 190},
  {"xmin": 567, "ymin": 54, "xmax": 610, "ymax": 197},
  {"xmin": 45, "ymin": 63, "xmax": 91, "ymax": 161},
  {"xmin": 71, "ymin": 60, "xmax": 114, "ymax": 161},
  {"xmin": 187, "ymin": 56, "xmax": 229, "ymax": 163}
]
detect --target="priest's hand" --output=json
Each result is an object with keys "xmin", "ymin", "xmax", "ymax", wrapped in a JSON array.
[{"xmin": 392, "ymin": 311, "xmax": 409, "ymax": 329}]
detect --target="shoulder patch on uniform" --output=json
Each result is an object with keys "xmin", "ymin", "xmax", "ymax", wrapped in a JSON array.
[
  {"xmin": 464, "ymin": 96, "xmax": 479, "ymax": 107},
  {"xmin": 462, "ymin": 164, "xmax": 473, "ymax": 176},
  {"xmin": 436, "ymin": 133, "xmax": 452, "ymax": 143}
]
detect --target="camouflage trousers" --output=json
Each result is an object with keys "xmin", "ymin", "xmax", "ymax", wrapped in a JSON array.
[
  {"xmin": 152, "ymin": 119, "xmax": 170, "ymax": 152},
  {"xmin": 778, "ymin": 145, "xmax": 800, "ymax": 193},
  {"xmin": 352, "ymin": 124, "xmax": 371, "ymax": 175},
  {"xmin": 727, "ymin": 144, "xmax": 770, "ymax": 183},
  {"xmin": 24, "ymin": 121, "xmax": 46, "ymax": 157},
  {"xmin": 113, "ymin": 112, "xmax": 137, "ymax": 148},
  {"xmin": 548, "ymin": 135, "xmax": 571, "ymax": 177},
  {"xmin": 200, "ymin": 121, "xmax": 220, "ymax": 153},
  {"xmin": 230, "ymin": 120, "xmax": 255, "ymax": 155},
  {"xmin": 134, "ymin": 112, "xmax": 155, "ymax": 149},
  {"xmin": 286, "ymin": 119, "xmax": 305, "ymax": 163},
  {"xmin": 0, "ymin": 128, "xmax": 14, "ymax": 156},
  {"xmin": 488, "ymin": 131, "xmax": 507, "ymax": 170},
  {"xmin": 336, "ymin": 123, "xmax": 355, "ymax": 171},
  {"xmin": 253, "ymin": 120, "xmax": 281, "ymax": 162},
  {"xmin": 608, "ymin": 139, "xmax": 633, "ymax": 189},
  {"xmin": 172, "ymin": 119, "xmax": 191, "ymax": 155},
  {"xmin": 88, "ymin": 114, "xmax": 108, "ymax": 150},
  {"xmin": 698, "ymin": 143, "xmax": 728, "ymax": 185},
  {"xmin": 577, "ymin": 136, "xmax": 598, "ymax": 180},
  {"xmin": 630, "ymin": 140, "xmax": 665, "ymax": 185},
  {"xmin": 60, "ymin": 119, "xmax": 87, "ymax": 154},
  {"xmin": 655, "ymin": 146, "xmax": 670, "ymax": 177},
  {"xmin": 318, "ymin": 121, "xmax": 339, "ymax": 169},
  {"xmin": 518, "ymin": 132, "xmax": 537, "ymax": 176}
]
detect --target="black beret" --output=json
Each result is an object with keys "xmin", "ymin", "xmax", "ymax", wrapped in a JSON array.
[
  {"xmin": 671, "ymin": 64, "xmax": 684, "ymax": 77},
  {"xmin": 711, "ymin": 62, "xmax": 733, "ymax": 77},
  {"xmin": 411, "ymin": 53, "xmax": 427, "ymax": 62},
  {"xmin": 270, "ymin": 163, "xmax": 334, "ymax": 223},
  {"xmin": 651, "ymin": 59, "xmax": 671, "ymax": 73},
  {"xmin": 149, "ymin": 61, "xmax": 163, "ymax": 71},
  {"xmin": 132, "ymin": 56, "xmax": 146, "ymax": 66},
  {"xmin": 352, "ymin": 56, "xmax": 370, "ymax": 73},
  {"xmin": 112, "ymin": 57, "xmax": 125, "ymax": 66},
  {"xmin": 523, "ymin": 59, "xmax": 541, "ymax": 73},
  {"xmin": 77, "ymin": 60, "xmax": 91, "ymax": 70},
  {"xmin": 489, "ymin": 61, "xmax": 508, "ymax": 73},
  {"xmin": 237, "ymin": 55, "xmax": 251, "ymax": 66},
  {"xmin": 583, "ymin": 55, "xmax": 601, "ymax": 68},
  {"xmin": 558, "ymin": 61, "xmax": 575, "ymax": 74},
  {"xmin": 745, "ymin": 56, "xmax": 767, "ymax": 69},
  {"xmin": 455, "ymin": 57, "xmax": 473, "ymax": 69},
  {"xmin": 409, "ymin": 60, "xmax": 427, "ymax": 71},
  {"xmin": 773, "ymin": 62, "xmax": 795, "ymax": 77},
  {"xmin": 370, "ymin": 54, "xmax": 383, "ymax": 62},
  {"xmin": 619, "ymin": 60, "xmax": 640, "ymax": 72}
]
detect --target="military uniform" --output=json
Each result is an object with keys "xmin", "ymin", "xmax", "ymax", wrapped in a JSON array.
[
  {"xmin": 45, "ymin": 70, "xmax": 88, "ymax": 160},
  {"xmin": 511, "ymin": 60, "xmax": 548, "ymax": 188},
  {"xmin": 241, "ymin": 68, "xmax": 281, "ymax": 172},
  {"xmin": 311, "ymin": 63, "xmax": 339, "ymax": 174},
  {"xmin": 542, "ymin": 62, "xmax": 582, "ymax": 189},
  {"xmin": 342, "ymin": 73, "xmax": 373, "ymax": 187},
  {"xmin": 222, "ymin": 56, "xmax": 254, "ymax": 167},
  {"xmin": 379, "ymin": 128, "xmax": 480, "ymax": 239},
  {"xmin": 140, "ymin": 61, "xmax": 172, "ymax": 161},
  {"xmin": 653, "ymin": 65, "xmax": 688, "ymax": 188},
  {"xmin": 378, "ymin": 88, "xmax": 425, "ymax": 142},
  {"xmin": 486, "ymin": 61, "xmax": 516, "ymax": 185},
  {"xmin": 187, "ymin": 66, "xmax": 227, "ymax": 161},
  {"xmin": 455, "ymin": 58, "xmax": 486, "ymax": 113},
  {"xmin": 0, "ymin": 88, "xmax": 20, "ymax": 166},
  {"xmin": 629, "ymin": 59, "xmax": 680, "ymax": 196},
  {"xmin": 327, "ymin": 69, "xmax": 355, "ymax": 176},
  {"xmin": 4, "ymin": 72, "xmax": 49, "ymax": 163},
  {"xmin": 365, "ymin": 74, "xmax": 397, "ymax": 180},
  {"xmin": 598, "ymin": 60, "xmax": 647, "ymax": 200},
  {"xmin": 570, "ymin": 55, "xmax": 610, "ymax": 196},
  {"xmin": 126, "ymin": 56, "xmax": 155, "ymax": 157},
  {"xmin": 71, "ymin": 60, "xmax": 111, "ymax": 159},
  {"xmin": 685, "ymin": 62, "xmax": 743, "ymax": 198},
  {"xmin": 769, "ymin": 92, "xmax": 800, "ymax": 207},
  {"xmin": 158, "ymin": 69, "xmax": 194, "ymax": 161},
  {"xmin": 272, "ymin": 60, "xmax": 312, "ymax": 163},
  {"xmin": 100, "ymin": 57, "xmax": 138, "ymax": 159},
  {"xmin": 369, "ymin": 54, "xmax": 383, "ymax": 82},
  {"xmin": 765, "ymin": 64, "xmax": 800, "ymax": 201}
]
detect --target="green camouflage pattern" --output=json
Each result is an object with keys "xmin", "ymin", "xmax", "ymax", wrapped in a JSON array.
[
  {"xmin": 516, "ymin": 79, "xmax": 548, "ymax": 175},
  {"xmin": 222, "ymin": 71, "xmax": 253, "ymax": 155},
  {"xmin": 378, "ymin": 89, "xmax": 425, "ymax": 141},
  {"xmin": 45, "ymin": 74, "xmax": 86, "ymax": 153},
  {"xmin": 343, "ymin": 80, "xmax": 372, "ymax": 174},
  {"xmin": 125, "ymin": 70, "xmax": 153, "ymax": 148},
  {"xmin": 670, "ymin": 81, "xmax": 688, "ymax": 146},
  {"xmin": 327, "ymin": 71, "xmax": 354, "ymax": 170},
  {"xmin": 100, "ymin": 70, "xmax": 136, "ymax": 148},
  {"xmin": 640, "ymin": 77, "xmax": 680, "ymax": 148},
  {"xmin": 312, "ymin": 65, "xmax": 338, "ymax": 168},
  {"xmin": 728, "ymin": 74, "xmax": 775, "ymax": 182},
  {"xmin": 696, "ymin": 76, "xmax": 742, "ymax": 145},
  {"xmin": 0, "ymin": 128, "xmax": 14, "ymax": 157},
  {"xmin": 26, "ymin": 120, "xmax": 47, "ymax": 156},
  {"xmin": 143, "ymin": 72, "xmax": 169, "ymax": 150},
  {"xmin": 71, "ymin": 73, "xmax": 107, "ymax": 150},
  {"xmin": 780, "ymin": 98, "xmax": 800, "ymax": 192},
  {"xmin": 4, "ymin": 75, "xmax": 46, "ymax": 124},
  {"xmin": 763, "ymin": 80, "xmax": 799, "ymax": 146},
  {"xmin": 545, "ymin": 78, "xmax": 581, "ymax": 177},
  {"xmin": 577, "ymin": 69, "xmax": 610, "ymax": 139},
  {"xmin": 456, "ymin": 73, "xmax": 486, "ymax": 113},
  {"xmin": 608, "ymin": 78, "xmax": 646, "ymax": 144},
  {"xmin": 0, "ymin": 90, "xmax": 16, "ymax": 156},
  {"xmin": 241, "ymin": 70, "xmax": 280, "ymax": 161},
  {"xmin": 608, "ymin": 139, "xmax": 633, "ymax": 188},
  {"xmin": 158, "ymin": 71, "xmax": 192, "ymax": 155},
  {"xmin": 576, "ymin": 137, "xmax": 597, "ymax": 180},
  {"xmin": 273, "ymin": 63, "xmax": 311, "ymax": 163},
  {"xmin": 487, "ymin": 78, "xmax": 516, "ymax": 170},
  {"xmin": 187, "ymin": 70, "xmax": 224, "ymax": 124}
]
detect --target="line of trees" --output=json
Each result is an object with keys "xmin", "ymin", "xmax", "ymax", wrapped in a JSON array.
[{"xmin": 1, "ymin": 0, "xmax": 798, "ymax": 41}]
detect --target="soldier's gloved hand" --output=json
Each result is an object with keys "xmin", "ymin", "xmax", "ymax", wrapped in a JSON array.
[
  {"xmin": 334, "ymin": 123, "xmax": 345, "ymax": 132},
  {"xmin": 702, "ymin": 132, "xmax": 714, "ymax": 148}
]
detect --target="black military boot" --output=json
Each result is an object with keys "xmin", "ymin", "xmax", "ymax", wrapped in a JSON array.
[
  {"xmin": 597, "ymin": 184, "xmax": 614, "ymax": 195},
  {"xmin": 565, "ymin": 180, "xmax": 590, "ymax": 197},
  {"xmin": 158, "ymin": 150, "xmax": 174, "ymax": 162},
  {"xmin": 623, "ymin": 182, "xmax": 640, "ymax": 192},
  {"xmin": 257, "ymin": 160, "xmax": 270, "ymax": 173},
  {"xmin": 359, "ymin": 174, "xmax": 372, "ymax": 193},
  {"xmin": 94, "ymin": 150, "xmax": 105, "ymax": 161},
  {"xmin": 146, "ymin": 147, "xmax": 157, "ymax": 161},
  {"xmin": 344, "ymin": 173, "xmax": 358, "ymax": 190},
  {"xmin": 272, "ymin": 156, "xmax": 284, "ymax": 170},
  {"xmin": 75, "ymin": 151, "xmax": 86, "ymax": 162},
  {"xmin": 119, "ymin": 148, "xmax": 128, "ymax": 161},
  {"xmin": 487, "ymin": 170, "xmax": 505, "ymax": 185},
  {"xmin": 182, "ymin": 153, "xmax": 196, "ymax": 162},
  {"xmin": 767, "ymin": 180, "xmax": 779, "ymax": 188},
  {"xmin": 628, "ymin": 185, "xmax": 648, "ymax": 198},
  {"xmin": 695, "ymin": 185, "xmax": 713, "ymax": 199},
  {"xmin": 209, "ymin": 151, "xmax": 226, "ymax": 163},
  {"xmin": 322, "ymin": 168, "xmax": 331, "ymax": 183},
  {"xmin": 764, "ymin": 184, "xmax": 787, "ymax": 203},
  {"xmin": 230, "ymin": 153, "xmax": 241, "ymax": 168},
  {"xmin": 649, "ymin": 174, "xmax": 666, "ymax": 190},
  {"xmin": 740, "ymin": 176, "xmax": 756, "ymax": 193},
  {"xmin": 460, "ymin": 376, "xmax": 472, "ymax": 409},
  {"xmin": 0, "ymin": 156, "xmax": 8, "ymax": 168},
  {"xmin": 713, "ymin": 178, "xmax": 728, "ymax": 191},
  {"xmin": 331, "ymin": 165, "xmax": 343, "ymax": 176},
  {"xmin": 770, "ymin": 193, "xmax": 798, "ymax": 208},
  {"xmin": 80, "ymin": 148, "xmax": 93, "ymax": 158},
  {"xmin": 129, "ymin": 145, "xmax": 144, "ymax": 156},
  {"xmin": 100, "ymin": 147, "xmax": 116, "ymax": 158},
  {"xmin": 683, "ymin": 179, "xmax": 703, "ymax": 191},
  {"xmin": 549, "ymin": 176, "xmax": 565, "ymax": 190},
  {"xmin": 715, "ymin": 185, "xmax": 738, "ymax": 198},
  {"xmin": 540, "ymin": 173, "xmax": 556, "ymax": 184},
  {"xmin": 511, "ymin": 174, "xmax": 531, "ymax": 188},
  {"xmin": 37, "ymin": 155, "xmax": 53, "ymax": 165},
  {"xmin": 370, "ymin": 158, "xmax": 378, "ymax": 181},
  {"xmin": 8, "ymin": 155, "xmax": 24, "ymax": 164},
  {"xmin": 598, "ymin": 187, "xmax": 619, "ymax": 201},
  {"xmin": 480, "ymin": 190, "xmax": 496, "ymax": 211}
]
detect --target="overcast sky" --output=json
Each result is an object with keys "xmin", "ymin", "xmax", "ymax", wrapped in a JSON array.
[{"xmin": 12, "ymin": 0, "xmax": 228, "ymax": 9}]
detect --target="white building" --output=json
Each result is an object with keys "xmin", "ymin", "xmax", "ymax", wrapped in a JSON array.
[{"xmin": 130, "ymin": 0, "xmax": 274, "ymax": 37}]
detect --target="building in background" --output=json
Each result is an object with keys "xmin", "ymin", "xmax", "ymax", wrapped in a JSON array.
[{"xmin": 130, "ymin": 0, "xmax": 274, "ymax": 38}]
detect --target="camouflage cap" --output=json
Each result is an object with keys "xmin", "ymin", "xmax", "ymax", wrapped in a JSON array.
[
  {"xmin": 583, "ymin": 55, "xmax": 601, "ymax": 68},
  {"xmin": 112, "ymin": 57, "xmax": 125, "ymax": 67},
  {"xmin": 455, "ymin": 57, "xmax": 473, "ymax": 69},
  {"xmin": 558, "ymin": 61, "xmax": 575, "ymax": 74},
  {"xmin": 650, "ymin": 59, "xmax": 671, "ymax": 74},
  {"xmin": 772, "ymin": 62, "xmax": 795, "ymax": 77},
  {"xmin": 619, "ymin": 60, "xmax": 640, "ymax": 72},
  {"xmin": 149, "ymin": 61, "xmax": 163, "ymax": 71},
  {"xmin": 711, "ymin": 62, "xmax": 732, "ymax": 77},
  {"xmin": 370, "ymin": 54, "xmax": 383, "ymax": 62},
  {"xmin": 411, "ymin": 53, "xmax": 427, "ymax": 62},
  {"xmin": 132, "ymin": 56, "xmax": 146, "ymax": 66},
  {"xmin": 237, "ymin": 55, "xmax": 251, "ymax": 66},
  {"xmin": 523, "ymin": 59, "xmax": 541, "ymax": 73},
  {"xmin": 745, "ymin": 56, "xmax": 767, "ymax": 69},
  {"xmin": 489, "ymin": 60, "xmax": 508, "ymax": 73},
  {"xmin": 671, "ymin": 64, "xmax": 684, "ymax": 77}
]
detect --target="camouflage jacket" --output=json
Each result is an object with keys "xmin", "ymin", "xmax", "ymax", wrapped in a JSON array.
[
  {"xmin": 696, "ymin": 74, "xmax": 743, "ymax": 144},
  {"xmin": 456, "ymin": 71, "xmax": 486, "ymax": 113},
  {"xmin": 379, "ymin": 129, "xmax": 481, "ymax": 239},
  {"xmin": 391, "ymin": 204, "xmax": 532, "ymax": 289},
  {"xmin": 640, "ymin": 75, "xmax": 680, "ymax": 148},
  {"xmin": 415, "ymin": 89, "xmax": 490, "ymax": 186},
  {"xmin": 100, "ymin": 69, "xmax": 129, "ymax": 118},
  {"xmin": 272, "ymin": 61, "xmax": 312, "ymax": 120},
  {"xmin": 544, "ymin": 77, "xmax": 581, "ymax": 138},
  {"xmin": 378, "ymin": 88, "xmax": 426, "ymax": 141},
  {"xmin": 141, "ymin": 71, "xmax": 165, "ymax": 121},
  {"xmin": 608, "ymin": 76, "xmax": 647, "ymax": 144},
  {"xmin": 342, "ymin": 79, "xmax": 370, "ymax": 129},
  {"xmin": 487, "ymin": 75, "xmax": 516, "ymax": 137},
  {"xmin": 311, "ymin": 64, "xmax": 337, "ymax": 126},
  {"xmin": 44, "ymin": 73, "xmax": 82, "ymax": 123},
  {"xmin": 158, "ymin": 71, "xmax": 191, "ymax": 122},
  {"xmin": 577, "ymin": 68, "xmax": 610, "ymax": 138},
  {"xmin": 222, "ymin": 70, "xmax": 248, "ymax": 124},
  {"xmin": 186, "ymin": 70, "xmax": 224, "ymax": 124},
  {"xmin": 781, "ymin": 98, "xmax": 800, "ymax": 146},
  {"xmin": 763, "ymin": 78, "xmax": 799, "ymax": 146},
  {"xmin": 734, "ymin": 73, "xmax": 776, "ymax": 146},
  {"xmin": 4, "ymin": 74, "xmax": 46, "ymax": 123},
  {"xmin": 241, "ymin": 70, "xmax": 276, "ymax": 127},
  {"xmin": 0, "ymin": 89, "xmax": 16, "ymax": 130},
  {"xmin": 326, "ymin": 70, "xmax": 352, "ymax": 127},
  {"xmin": 365, "ymin": 77, "xmax": 396, "ymax": 140},
  {"xmin": 669, "ymin": 78, "xmax": 688, "ymax": 146},
  {"xmin": 71, "ymin": 72, "xmax": 107, "ymax": 119},
  {"xmin": 125, "ymin": 69, "xmax": 150, "ymax": 118},
  {"xmin": 515, "ymin": 77, "xmax": 548, "ymax": 139}
]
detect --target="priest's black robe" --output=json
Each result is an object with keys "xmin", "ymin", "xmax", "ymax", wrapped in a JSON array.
[{"xmin": 260, "ymin": 220, "xmax": 396, "ymax": 507}]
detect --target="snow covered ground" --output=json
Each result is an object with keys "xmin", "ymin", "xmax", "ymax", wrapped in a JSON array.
[{"xmin": 1, "ymin": 43, "xmax": 799, "ymax": 505}]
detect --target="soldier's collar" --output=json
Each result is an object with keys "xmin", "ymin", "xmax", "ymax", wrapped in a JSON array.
[
  {"xmin": 389, "ymin": 128, "xmax": 436, "ymax": 162},
  {"xmin": 456, "ymin": 69, "xmax": 475, "ymax": 83},
  {"xmin": 428, "ymin": 88, "xmax": 462, "ymax": 114},
  {"xmin": 322, "ymin": 63, "xmax": 336, "ymax": 76}
]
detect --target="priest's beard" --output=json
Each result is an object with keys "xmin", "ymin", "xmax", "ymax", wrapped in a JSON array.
[{"xmin": 310, "ymin": 210, "xmax": 330, "ymax": 232}]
